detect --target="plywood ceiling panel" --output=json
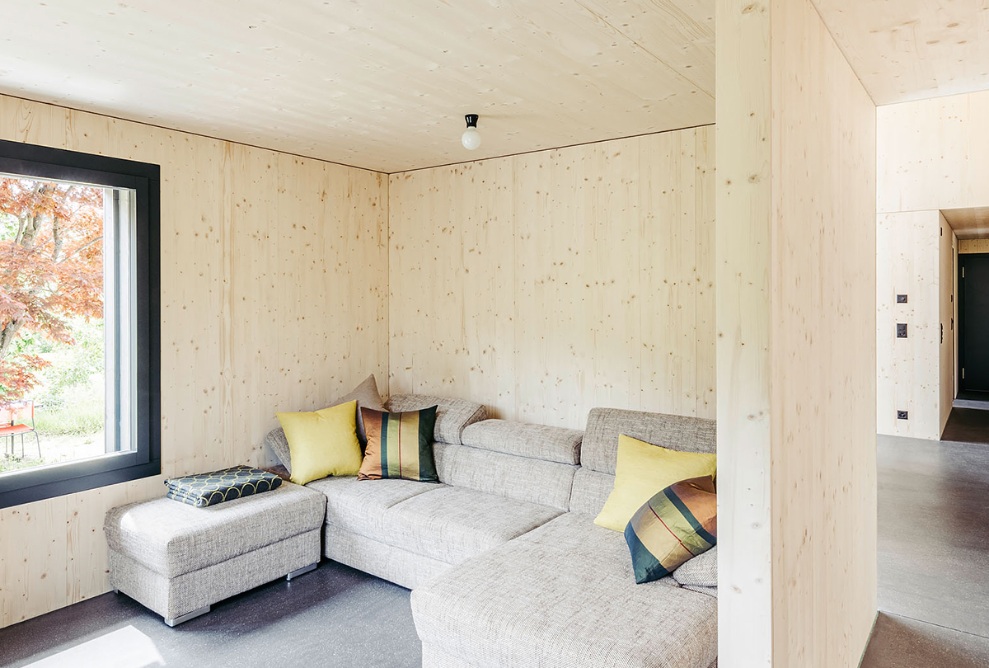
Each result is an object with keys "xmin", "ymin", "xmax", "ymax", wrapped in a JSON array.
[
  {"xmin": 0, "ymin": 0, "xmax": 714, "ymax": 172},
  {"xmin": 812, "ymin": 0, "xmax": 989, "ymax": 105},
  {"xmin": 943, "ymin": 206, "xmax": 989, "ymax": 239}
]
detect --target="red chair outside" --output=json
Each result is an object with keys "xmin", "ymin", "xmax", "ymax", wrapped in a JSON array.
[{"xmin": 0, "ymin": 399, "xmax": 42, "ymax": 460}]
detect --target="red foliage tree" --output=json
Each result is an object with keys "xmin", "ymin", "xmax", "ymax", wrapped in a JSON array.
[{"xmin": 0, "ymin": 178, "xmax": 104, "ymax": 401}]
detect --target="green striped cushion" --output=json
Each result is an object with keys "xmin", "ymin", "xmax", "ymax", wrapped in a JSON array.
[
  {"xmin": 358, "ymin": 406, "xmax": 439, "ymax": 482},
  {"xmin": 624, "ymin": 476, "xmax": 717, "ymax": 584}
]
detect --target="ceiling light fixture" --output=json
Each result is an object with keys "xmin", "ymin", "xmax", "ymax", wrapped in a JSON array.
[{"xmin": 461, "ymin": 114, "xmax": 481, "ymax": 150}]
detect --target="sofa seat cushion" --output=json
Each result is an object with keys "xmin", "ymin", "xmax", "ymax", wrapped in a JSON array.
[
  {"xmin": 103, "ymin": 483, "xmax": 325, "ymax": 578},
  {"xmin": 382, "ymin": 486, "xmax": 562, "ymax": 565},
  {"xmin": 411, "ymin": 512, "xmax": 718, "ymax": 668},
  {"xmin": 306, "ymin": 475, "xmax": 436, "ymax": 538},
  {"xmin": 312, "ymin": 476, "xmax": 561, "ymax": 566}
]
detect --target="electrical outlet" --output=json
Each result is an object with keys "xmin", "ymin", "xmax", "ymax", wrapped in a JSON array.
[
  {"xmin": 897, "ymin": 411, "xmax": 909, "ymax": 420},
  {"xmin": 896, "ymin": 294, "xmax": 908, "ymax": 303},
  {"xmin": 896, "ymin": 323, "xmax": 908, "ymax": 338}
]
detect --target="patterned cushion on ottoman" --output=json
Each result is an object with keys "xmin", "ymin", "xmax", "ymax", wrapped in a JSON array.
[{"xmin": 165, "ymin": 465, "xmax": 282, "ymax": 507}]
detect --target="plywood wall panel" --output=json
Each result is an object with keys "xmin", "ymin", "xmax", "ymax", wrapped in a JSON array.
[
  {"xmin": 769, "ymin": 0, "xmax": 878, "ymax": 664},
  {"xmin": 388, "ymin": 127, "xmax": 715, "ymax": 429},
  {"xmin": 0, "ymin": 94, "xmax": 388, "ymax": 627},
  {"xmin": 717, "ymin": 0, "xmax": 877, "ymax": 664},
  {"xmin": 715, "ymin": 0, "xmax": 774, "ymax": 662},
  {"xmin": 959, "ymin": 238, "xmax": 989, "ymax": 254},
  {"xmin": 878, "ymin": 91, "xmax": 989, "ymax": 214},
  {"xmin": 876, "ymin": 212, "xmax": 942, "ymax": 439},
  {"xmin": 939, "ymin": 214, "xmax": 956, "ymax": 435}
]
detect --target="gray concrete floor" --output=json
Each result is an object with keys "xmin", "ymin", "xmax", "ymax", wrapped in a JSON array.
[
  {"xmin": 862, "ymin": 421, "xmax": 989, "ymax": 667},
  {"xmin": 0, "ymin": 560, "xmax": 421, "ymax": 668}
]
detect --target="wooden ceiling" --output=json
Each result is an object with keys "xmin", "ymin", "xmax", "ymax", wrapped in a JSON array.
[
  {"xmin": 0, "ymin": 0, "xmax": 713, "ymax": 173},
  {"xmin": 6, "ymin": 1, "xmax": 989, "ymax": 172},
  {"xmin": 812, "ymin": 0, "xmax": 989, "ymax": 105},
  {"xmin": 943, "ymin": 207, "xmax": 989, "ymax": 239}
]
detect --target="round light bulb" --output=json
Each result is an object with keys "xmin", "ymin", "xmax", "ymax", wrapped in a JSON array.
[{"xmin": 461, "ymin": 126, "xmax": 481, "ymax": 150}]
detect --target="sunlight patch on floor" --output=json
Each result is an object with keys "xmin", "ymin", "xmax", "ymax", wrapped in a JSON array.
[{"xmin": 24, "ymin": 625, "xmax": 164, "ymax": 668}]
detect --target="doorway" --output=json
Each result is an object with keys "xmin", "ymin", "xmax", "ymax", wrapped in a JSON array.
[{"xmin": 958, "ymin": 253, "xmax": 989, "ymax": 399}]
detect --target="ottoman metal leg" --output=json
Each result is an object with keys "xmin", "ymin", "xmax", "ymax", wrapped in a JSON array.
[
  {"xmin": 165, "ymin": 605, "xmax": 210, "ymax": 627},
  {"xmin": 287, "ymin": 562, "xmax": 317, "ymax": 580}
]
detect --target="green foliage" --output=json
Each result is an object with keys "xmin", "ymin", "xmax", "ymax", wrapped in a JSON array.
[
  {"xmin": 34, "ymin": 318, "xmax": 105, "ymax": 411},
  {"xmin": 34, "ymin": 380, "xmax": 104, "ymax": 436}
]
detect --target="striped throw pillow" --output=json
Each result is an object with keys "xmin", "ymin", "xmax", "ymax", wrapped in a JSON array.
[
  {"xmin": 358, "ymin": 406, "xmax": 439, "ymax": 482},
  {"xmin": 624, "ymin": 476, "xmax": 717, "ymax": 584}
]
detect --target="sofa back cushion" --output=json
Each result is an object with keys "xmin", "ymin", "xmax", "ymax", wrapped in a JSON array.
[
  {"xmin": 581, "ymin": 407, "xmax": 716, "ymax": 475},
  {"xmin": 447, "ymin": 445, "xmax": 577, "ymax": 512},
  {"xmin": 571, "ymin": 408, "xmax": 717, "ymax": 515},
  {"xmin": 461, "ymin": 420, "xmax": 582, "ymax": 465},
  {"xmin": 386, "ymin": 394, "xmax": 487, "ymax": 445}
]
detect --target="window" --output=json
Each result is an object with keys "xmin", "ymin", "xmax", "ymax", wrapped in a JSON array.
[{"xmin": 0, "ymin": 139, "xmax": 160, "ymax": 508}]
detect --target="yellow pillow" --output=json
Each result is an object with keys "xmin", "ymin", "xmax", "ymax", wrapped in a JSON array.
[
  {"xmin": 594, "ymin": 434, "xmax": 717, "ymax": 532},
  {"xmin": 276, "ymin": 400, "xmax": 362, "ymax": 485}
]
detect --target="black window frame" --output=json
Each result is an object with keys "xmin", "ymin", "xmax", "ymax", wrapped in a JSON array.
[{"xmin": 0, "ymin": 139, "xmax": 160, "ymax": 508}]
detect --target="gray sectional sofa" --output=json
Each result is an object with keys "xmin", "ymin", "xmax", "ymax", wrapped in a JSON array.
[{"xmin": 268, "ymin": 394, "xmax": 719, "ymax": 668}]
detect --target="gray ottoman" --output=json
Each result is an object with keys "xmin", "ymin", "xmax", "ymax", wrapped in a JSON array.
[{"xmin": 104, "ymin": 482, "xmax": 325, "ymax": 626}]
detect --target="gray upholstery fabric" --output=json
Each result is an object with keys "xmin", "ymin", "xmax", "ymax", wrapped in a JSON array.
[
  {"xmin": 263, "ymin": 426, "xmax": 293, "ymax": 473},
  {"xmin": 324, "ymin": 524, "xmax": 451, "ymax": 590},
  {"xmin": 432, "ymin": 442, "xmax": 461, "ymax": 483},
  {"xmin": 386, "ymin": 394, "xmax": 487, "ymax": 445},
  {"xmin": 265, "ymin": 374, "xmax": 386, "ymax": 472},
  {"xmin": 568, "ymin": 467, "xmax": 616, "ymax": 515},
  {"xmin": 443, "ymin": 444, "xmax": 576, "ymax": 512},
  {"xmin": 103, "ymin": 483, "xmax": 325, "ymax": 577},
  {"xmin": 682, "ymin": 585, "xmax": 718, "ymax": 599},
  {"xmin": 582, "ymin": 407, "xmax": 716, "ymax": 475},
  {"xmin": 109, "ymin": 529, "xmax": 319, "ymax": 621},
  {"xmin": 412, "ymin": 512, "xmax": 717, "ymax": 668},
  {"xmin": 382, "ymin": 486, "xmax": 561, "ymax": 564},
  {"xmin": 423, "ymin": 645, "xmax": 719, "ymax": 668},
  {"xmin": 461, "ymin": 419, "xmax": 582, "ymax": 465},
  {"xmin": 422, "ymin": 644, "xmax": 476, "ymax": 668},
  {"xmin": 673, "ymin": 546, "xmax": 718, "ymax": 589},
  {"xmin": 308, "ymin": 475, "xmax": 436, "ymax": 538},
  {"xmin": 313, "ymin": 476, "xmax": 558, "ymax": 564}
]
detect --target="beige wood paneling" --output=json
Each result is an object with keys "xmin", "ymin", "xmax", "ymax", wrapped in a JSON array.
[
  {"xmin": 388, "ymin": 127, "xmax": 715, "ymax": 429},
  {"xmin": 876, "ymin": 211, "xmax": 942, "ymax": 440},
  {"xmin": 943, "ymin": 207, "xmax": 989, "ymax": 240},
  {"xmin": 717, "ymin": 0, "xmax": 877, "ymax": 664},
  {"xmin": 0, "ymin": 94, "xmax": 388, "ymax": 628},
  {"xmin": 714, "ymin": 0, "xmax": 773, "ymax": 662},
  {"xmin": 878, "ymin": 91, "xmax": 989, "ymax": 215},
  {"xmin": 0, "ymin": 0, "xmax": 713, "ymax": 173},
  {"xmin": 769, "ymin": 1, "xmax": 877, "ymax": 663},
  {"xmin": 959, "ymin": 238, "xmax": 989, "ymax": 254},
  {"xmin": 876, "ymin": 90, "xmax": 989, "ymax": 441},
  {"xmin": 940, "ymin": 214, "xmax": 956, "ymax": 435},
  {"xmin": 812, "ymin": 0, "xmax": 989, "ymax": 106},
  {"xmin": 770, "ymin": 1, "xmax": 878, "ymax": 663}
]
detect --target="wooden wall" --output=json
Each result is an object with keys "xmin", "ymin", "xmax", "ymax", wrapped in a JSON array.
[
  {"xmin": 959, "ymin": 239, "xmax": 989, "ymax": 254},
  {"xmin": 387, "ymin": 128, "xmax": 716, "ymax": 429},
  {"xmin": 0, "ymin": 94, "xmax": 389, "ymax": 627},
  {"xmin": 717, "ymin": 0, "xmax": 877, "ymax": 665},
  {"xmin": 939, "ymin": 214, "xmax": 956, "ymax": 434},
  {"xmin": 875, "ymin": 211, "xmax": 942, "ymax": 439},
  {"xmin": 876, "ymin": 90, "xmax": 989, "ymax": 439},
  {"xmin": 879, "ymin": 91, "xmax": 989, "ymax": 214}
]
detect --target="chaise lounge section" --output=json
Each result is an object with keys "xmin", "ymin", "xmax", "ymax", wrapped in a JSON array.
[{"xmin": 410, "ymin": 407, "xmax": 718, "ymax": 668}]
